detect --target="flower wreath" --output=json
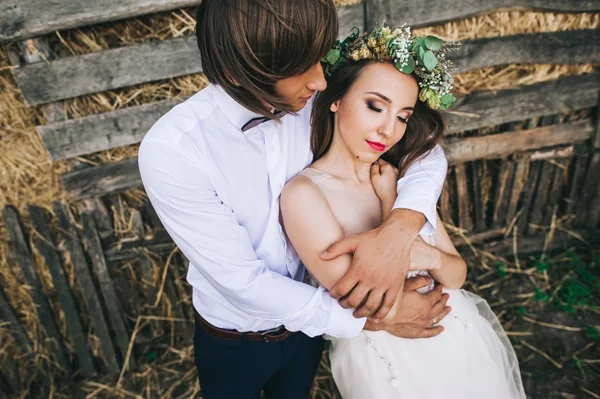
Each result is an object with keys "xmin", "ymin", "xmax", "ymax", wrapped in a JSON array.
[{"xmin": 322, "ymin": 24, "xmax": 461, "ymax": 110}]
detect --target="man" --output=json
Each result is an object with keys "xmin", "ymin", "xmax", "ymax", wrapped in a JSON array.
[{"xmin": 138, "ymin": 0, "xmax": 450, "ymax": 397}]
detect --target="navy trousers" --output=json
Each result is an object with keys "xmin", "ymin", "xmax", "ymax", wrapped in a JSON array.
[{"xmin": 194, "ymin": 318, "xmax": 325, "ymax": 399}]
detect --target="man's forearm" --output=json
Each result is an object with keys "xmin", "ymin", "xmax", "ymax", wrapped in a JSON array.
[
  {"xmin": 380, "ymin": 208, "xmax": 426, "ymax": 277},
  {"xmin": 384, "ymin": 208, "xmax": 425, "ymax": 241}
]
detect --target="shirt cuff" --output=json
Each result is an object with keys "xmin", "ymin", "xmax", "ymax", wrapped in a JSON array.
[
  {"xmin": 392, "ymin": 190, "xmax": 437, "ymax": 235},
  {"xmin": 323, "ymin": 296, "xmax": 366, "ymax": 338}
]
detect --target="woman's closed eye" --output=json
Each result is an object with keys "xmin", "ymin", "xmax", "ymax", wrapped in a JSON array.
[
  {"xmin": 366, "ymin": 100, "xmax": 383, "ymax": 113},
  {"xmin": 366, "ymin": 101, "xmax": 409, "ymax": 124}
]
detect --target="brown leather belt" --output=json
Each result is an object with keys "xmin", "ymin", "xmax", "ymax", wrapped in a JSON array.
[{"xmin": 195, "ymin": 311, "xmax": 295, "ymax": 343}]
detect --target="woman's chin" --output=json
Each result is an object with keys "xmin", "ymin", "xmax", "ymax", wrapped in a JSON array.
[{"xmin": 360, "ymin": 153, "xmax": 381, "ymax": 163}]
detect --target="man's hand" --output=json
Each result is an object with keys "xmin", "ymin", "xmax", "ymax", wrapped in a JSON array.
[
  {"xmin": 320, "ymin": 208, "xmax": 425, "ymax": 321},
  {"xmin": 364, "ymin": 276, "xmax": 451, "ymax": 338}
]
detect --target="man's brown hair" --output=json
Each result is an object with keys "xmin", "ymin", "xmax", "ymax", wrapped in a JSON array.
[{"xmin": 196, "ymin": 0, "xmax": 339, "ymax": 119}]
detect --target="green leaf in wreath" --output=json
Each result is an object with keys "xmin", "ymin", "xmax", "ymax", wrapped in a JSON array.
[
  {"xmin": 423, "ymin": 50, "xmax": 438, "ymax": 71},
  {"xmin": 413, "ymin": 37, "xmax": 426, "ymax": 49},
  {"xmin": 424, "ymin": 35, "xmax": 443, "ymax": 51},
  {"xmin": 441, "ymin": 93, "xmax": 456, "ymax": 104},
  {"xmin": 440, "ymin": 94, "xmax": 456, "ymax": 110},
  {"xmin": 417, "ymin": 46, "xmax": 426, "ymax": 63},
  {"xmin": 397, "ymin": 56, "xmax": 415, "ymax": 74},
  {"xmin": 325, "ymin": 49, "xmax": 341, "ymax": 65}
]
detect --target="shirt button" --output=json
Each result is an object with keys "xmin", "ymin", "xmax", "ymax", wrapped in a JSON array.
[{"xmin": 287, "ymin": 257, "xmax": 292, "ymax": 263}]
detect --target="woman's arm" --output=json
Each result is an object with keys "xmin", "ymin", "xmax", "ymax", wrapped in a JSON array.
[
  {"xmin": 389, "ymin": 212, "xmax": 466, "ymax": 288},
  {"xmin": 280, "ymin": 175, "xmax": 351, "ymax": 290},
  {"xmin": 372, "ymin": 162, "xmax": 466, "ymax": 289},
  {"xmin": 427, "ymin": 214, "xmax": 467, "ymax": 289}
]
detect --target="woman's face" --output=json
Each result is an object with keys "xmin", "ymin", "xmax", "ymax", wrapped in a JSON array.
[{"xmin": 330, "ymin": 62, "xmax": 419, "ymax": 163}]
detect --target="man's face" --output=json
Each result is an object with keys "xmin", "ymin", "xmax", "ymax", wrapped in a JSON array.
[{"xmin": 275, "ymin": 62, "xmax": 328, "ymax": 111}]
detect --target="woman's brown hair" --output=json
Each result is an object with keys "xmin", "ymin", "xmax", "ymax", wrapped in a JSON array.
[
  {"xmin": 311, "ymin": 60, "xmax": 445, "ymax": 176},
  {"xmin": 196, "ymin": 0, "xmax": 338, "ymax": 119}
]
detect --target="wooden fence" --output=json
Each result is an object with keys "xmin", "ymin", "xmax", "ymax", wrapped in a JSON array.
[{"xmin": 1, "ymin": 0, "xmax": 599, "ymax": 395}]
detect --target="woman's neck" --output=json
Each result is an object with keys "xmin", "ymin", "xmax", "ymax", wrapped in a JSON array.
[{"xmin": 312, "ymin": 134, "xmax": 373, "ymax": 184}]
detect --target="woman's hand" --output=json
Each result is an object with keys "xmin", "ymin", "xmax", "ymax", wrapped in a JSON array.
[
  {"xmin": 409, "ymin": 236, "xmax": 442, "ymax": 271},
  {"xmin": 371, "ymin": 159, "xmax": 400, "ymax": 207}
]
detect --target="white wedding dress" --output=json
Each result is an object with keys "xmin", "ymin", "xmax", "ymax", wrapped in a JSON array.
[{"xmin": 299, "ymin": 168, "xmax": 526, "ymax": 399}]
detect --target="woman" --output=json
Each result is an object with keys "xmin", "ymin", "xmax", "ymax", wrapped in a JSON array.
[{"xmin": 280, "ymin": 25, "xmax": 526, "ymax": 398}]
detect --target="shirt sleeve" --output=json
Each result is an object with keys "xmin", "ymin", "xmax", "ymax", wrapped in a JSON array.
[
  {"xmin": 137, "ymin": 138, "xmax": 365, "ymax": 338},
  {"xmin": 392, "ymin": 144, "xmax": 448, "ymax": 235}
]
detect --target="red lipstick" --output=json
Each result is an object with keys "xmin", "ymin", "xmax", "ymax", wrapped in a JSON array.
[{"xmin": 366, "ymin": 140, "xmax": 386, "ymax": 152}]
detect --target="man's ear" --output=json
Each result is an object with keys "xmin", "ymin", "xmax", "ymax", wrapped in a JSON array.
[{"xmin": 330, "ymin": 101, "xmax": 339, "ymax": 112}]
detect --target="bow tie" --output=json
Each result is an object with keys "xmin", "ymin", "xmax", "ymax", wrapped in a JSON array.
[{"xmin": 241, "ymin": 110, "xmax": 285, "ymax": 132}]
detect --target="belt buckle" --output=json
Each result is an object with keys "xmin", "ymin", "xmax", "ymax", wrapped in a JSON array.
[{"xmin": 260, "ymin": 326, "xmax": 285, "ymax": 343}]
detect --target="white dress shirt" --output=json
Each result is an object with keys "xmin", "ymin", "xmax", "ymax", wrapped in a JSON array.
[{"xmin": 138, "ymin": 84, "xmax": 447, "ymax": 338}]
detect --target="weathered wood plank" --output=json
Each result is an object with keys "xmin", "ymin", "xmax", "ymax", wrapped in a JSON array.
[
  {"xmin": 0, "ymin": 376, "xmax": 14, "ymax": 397},
  {"xmin": 41, "ymin": 99, "xmax": 181, "ymax": 161},
  {"xmin": 439, "ymin": 169, "xmax": 454, "ymax": 225},
  {"xmin": 542, "ymin": 160, "xmax": 567, "ymax": 226},
  {"xmin": 138, "ymin": 256, "xmax": 158, "ymax": 305},
  {"xmin": 131, "ymin": 208, "xmax": 159, "ymax": 303},
  {"xmin": 79, "ymin": 207, "xmax": 132, "ymax": 368},
  {"xmin": 469, "ymin": 161, "xmax": 486, "ymax": 232},
  {"xmin": 0, "ymin": 0, "xmax": 201, "ymax": 42},
  {"xmin": 594, "ymin": 94, "xmax": 600, "ymax": 150},
  {"xmin": 13, "ymin": 36, "xmax": 200, "ymax": 106},
  {"xmin": 28, "ymin": 205, "xmax": 97, "ymax": 378},
  {"xmin": 86, "ymin": 197, "xmax": 115, "ymax": 246},
  {"xmin": 526, "ymin": 161, "xmax": 554, "ymax": 234},
  {"xmin": 52, "ymin": 201, "xmax": 121, "ymax": 375},
  {"xmin": 452, "ymin": 30, "xmax": 600, "ymax": 74},
  {"xmin": 62, "ymin": 157, "xmax": 141, "ymax": 199},
  {"xmin": 575, "ymin": 152, "xmax": 600, "ymax": 228},
  {"xmin": 504, "ymin": 158, "xmax": 528, "ymax": 228},
  {"xmin": 163, "ymin": 266, "xmax": 186, "ymax": 336},
  {"xmin": 9, "ymin": 5, "xmax": 362, "ymax": 104},
  {"xmin": 1, "ymin": 0, "xmax": 361, "ymax": 40},
  {"xmin": 0, "ymin": 367, "xmax": 20, "ymax": 396},
  {"xmin": 106, "ymin": 242, "xmax": 176, "ymax": 263},
  {"xmin": 0, "ymin": 288, "xmax": 32, "ymax": 358},
  {"xmin": 516, "ymin": 161, "xmax": 542, "ymax": 235},
  {"xmin": 170, "ymin": 252, "xmax": 193, "ymax": 321},
  {"xmin": 454, "ymin": 163, "xmax": 471, "ymax": 230},
  {"xmin": 365, "ymin": 0, "xmax": 600, "ymax": 30},
  {"xmin": 61, "ymin": 117, "xmax": 594, "ymax": 200},
  {"xmin": 1, "ymin": 206, "xmax": 71, "ymax": 372},
  {"xmin": 445, "ymin": 119, "xmax": 593, "ymax": 164},
  {"xmin": 529, "ymin": 144, "xmax": 585, "ymax": 161},
  {"xmin": 492, "ymin": 161, "xmax": 516, "ymax": 229},
  {"xmin": 45, "ymin": 72, "xmax": 599, "ymax": 162},
  {"xmin": 445, "ymin": 73, "xmax": 600, "ymax": 135},
  {"xmin": 142, "ymin": 199, "xmax": 164, "ymax": 230},
  {"xmin": 7, "ymin": 37, "xmax": 68, "ymax": 126},
  {"xmin": 565, "ymin": 153, "xmax": 590, "ymax": 215},
  {"xmin": 16, "ymin": 27, "xmax": 597, "ymax": 105}
]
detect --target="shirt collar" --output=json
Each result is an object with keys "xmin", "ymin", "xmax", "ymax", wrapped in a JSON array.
[{"xmin": 212, "ymin": 85, "xmax": 265, "ymax": 133}]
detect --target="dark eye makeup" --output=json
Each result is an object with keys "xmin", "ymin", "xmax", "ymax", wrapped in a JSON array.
[{"xmin": 366, "ymin": 100, "xmax": 409, "ymax": 123}]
